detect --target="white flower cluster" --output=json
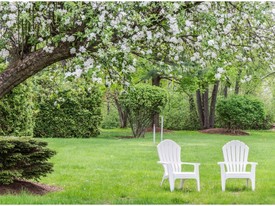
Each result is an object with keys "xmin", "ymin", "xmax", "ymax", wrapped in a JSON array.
[
  {"xmin": 0, "ymin": 49, "xmax": 9, "ymax": 58},
  {"xmin": 214, "ymin": 67, "xmax": 225, "ymax": 80},
  {"xmin": 43, "ymin": 46, "xmax": 54, "ymax": 53},
  {"xmin": 65, "ymin": 68, "xmax": 83, "ymax": 79},
  {"xmin": 191, "ymin": 52, "xmax": 200, "ymax": 61},
  {"xmin": 240, "ymin": 75, "xmax": 252, "ymax": 83},
  {"xmin": 61, "ymin": 35, "xmax": 75, "ymax": 43},
  {"xmin": 2, "ymin": 13, "xmax": 17, "ymax": 28}
]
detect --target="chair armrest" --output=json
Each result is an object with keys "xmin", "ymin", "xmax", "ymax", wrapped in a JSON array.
[
  {"xmin": 217, "ymin": 162, "xmax": 226, "ymax": 174},
  {"xmin": 180, "ymin": 162, "xmax": 200, "ymax": 166},
  {"xmin": 247, "ymin": 162, "xmax": 258, "ymax": 166},
  {"xmin": 157, "ymin": 161, "xmax": 170, "ymax": 165},
  {"xmin": 157, "ymin": 161, "xmax": 200, "ymax": 166}
]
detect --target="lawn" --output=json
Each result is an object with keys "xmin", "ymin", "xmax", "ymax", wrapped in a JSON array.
[{"xmin": 0, "ymin": 129, "xmax": 274, "ymax": 204}]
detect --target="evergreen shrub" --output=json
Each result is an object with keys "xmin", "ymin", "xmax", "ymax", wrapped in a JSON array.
[
  {"xmin": 0, "ymin": 137, "xmax": 56, "ymax": 185},
  {"xmin": 216, "ymin": 95, "xmax": 270, "ymax": 130}
]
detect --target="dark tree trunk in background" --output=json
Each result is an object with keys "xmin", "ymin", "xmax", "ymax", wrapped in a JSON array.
[
  {"xmin": 196, "ymin": 82, "xmax": 219, "ymax": 129},
  {"xmin": 196, "ymin": 90, "xmax": 204, "ymax": 129},
  {"xmin": 209, "ymin": 81, "xmax": 220, "ymax": 128},
  {"xmin": 202, "ymin": 88, "xmax": 209, "ymax": 129},
  {"xmin": 113, "ymin": 92, "xmax": 128, "ymax": 128},
  {"xmin": 224, "ymin": 86, "xmax": 228, "ymax": 98},
  {"xmin": 235, "ymin": 69, "xmax": 242, "ymax": 95},
  {"xmin": 151, "ymin": 74, "xmax": 161, "ymax": 128}
]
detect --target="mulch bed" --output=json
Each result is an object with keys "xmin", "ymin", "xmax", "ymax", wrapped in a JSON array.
[
  {"xmin": 200, "ymin": 128, "xmax": 249, "ymax": 136},
  {"xmin": 0, "ymin": 180, "xmax": 62, "ymax": 195},
  {"xmin": 115, "ymin": 127, "xmax": 173, "ymax": 139},
  {"xmin": 145, "ymin": 127, "xmax": 173, "ymax": 133}
]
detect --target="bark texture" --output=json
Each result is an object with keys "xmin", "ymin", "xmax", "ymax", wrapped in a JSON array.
[
  {"xmin": 196, "ymin": 81, "xmax": 220, "ymax": 129},
  {"xmin": 0, "ymin": 43, "xmax": 74, "ymax": 98}
]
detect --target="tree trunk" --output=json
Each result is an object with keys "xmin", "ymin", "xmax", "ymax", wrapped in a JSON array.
[
  {"xmin": 196, "ymin": 90, "xmax": 204, "ymax": 129},
  {"xmin": 202, "ymin": 88, "xmax": 209, "ymax": 129},
  {"xmin": 209, "ymin": 81, "xmax": 220, "ymax": 128},
  {"xmin": 0, "ymin": 42, "xmax": 74, "ymax": 98},
  {"xmin": 235, "ymin": 69, "xmax": 242, "ymax": 95},
  {"xmin": 113, "ymin": 92, "xmax": 128, "ymax": 128},
  {"xmin": 224, "ymin": 85, "xmax": 228, "ymax": 98},
  {"xmin": 151, "ymin": 74, "xmax": 161, "ymax": 127}
]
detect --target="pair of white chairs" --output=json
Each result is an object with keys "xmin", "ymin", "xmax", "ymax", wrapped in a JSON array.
[{"xmin": 157, "ymin": 139, "xmax": 257, "ymax": 192}]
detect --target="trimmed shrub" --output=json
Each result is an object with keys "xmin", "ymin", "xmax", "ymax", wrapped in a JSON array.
[
  {"xmin": 120, "ymin": 84, "xmax": 167, "ymax": 137},
  {"xmin": 216, "ymin": 95, "xmax": 269, "ymax": 130},
  {"xmin": 34, "ymin": 86, "xmax": 102, "ymax": 138},
  {"xmin": 0, "ymin": 137, "xmax": 56, "ymax": 185},
  {"xmin": 0, "ymin": 81, "xmax": 34, "ymax": 136}
]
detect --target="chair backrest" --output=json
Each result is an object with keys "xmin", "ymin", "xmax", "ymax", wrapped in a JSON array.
[
  {"xmin": 222, "ymin": 140, "xmax": 249, "ymax": 172},
  {"xmin": 157, "ymin": 139, "xmax": 181, "ymax": 173}
]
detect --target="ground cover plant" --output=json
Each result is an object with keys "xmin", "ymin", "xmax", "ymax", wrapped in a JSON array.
[{"xmin": 0, "ymin": 129, "xmax": 274, "ymax": 204}]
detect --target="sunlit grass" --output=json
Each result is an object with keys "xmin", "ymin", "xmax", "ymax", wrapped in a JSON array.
[{"xmin": 0, "ymin": 129, "xmax": 274, "ymax": 204}]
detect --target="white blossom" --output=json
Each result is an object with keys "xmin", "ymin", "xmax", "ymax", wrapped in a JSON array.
[
  {"xmin": 214, "ymin": 73, "xmax": 221, "ymax": 80},
  {"xmin": 217, "ymin": 67, "xmax": 225, "ymax": 73},
  {"xmin": 208, "ymin": 40, "xmax": 215, "ymax": 46},
  {"xmin": 79, "ymin": 46, "xmax": 86, "ymax": 53},
  {"xmin": 43, "ymin": 46, "xmax": 54, "ymax": 53},
  {"xmin": 185, "ymin": 20, "xmax": 192, "ymax": 27},
  {"xmin": 0, "ymin": 49, "xmax": 9, "ymax": 58},
  {"xmin": 67, "ymin": 35, "xmax": 75, "ymax": 42},
  {"xmin": 84, "ymin": 58, "xmax": 94, "ymax": 67},
  {"xmin": 70, "ymin": 47, "xmax": 76, "ymax": 54}
]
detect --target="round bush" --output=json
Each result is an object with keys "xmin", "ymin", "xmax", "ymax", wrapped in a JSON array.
[
  {"xmin": 34, "ymin": 86, "xmax": 102, "ymax": 138},
  {"xmin": 120, "ymin": 84, "xmax": 167, "ymax": 137},
  {"xmin": 0, "ymin": 137, "xmax": 56, "ymax": 185},
  {"xmin": 216, "ymin": 95, "xmax": 267, "ymax": 130}
]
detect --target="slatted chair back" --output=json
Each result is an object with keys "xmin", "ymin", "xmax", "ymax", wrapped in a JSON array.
[
  {"xmin": 222, "ymin": 140, "xmax": 249, "ymax": 172},
  {"xmin": 157, "ymin": 140, "xmax": 181, "ymax": 173}
]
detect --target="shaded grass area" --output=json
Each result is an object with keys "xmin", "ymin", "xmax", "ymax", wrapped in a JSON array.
[{"xmin": 0, "ymin": 129, "xmax": 274, "ymax": 204}]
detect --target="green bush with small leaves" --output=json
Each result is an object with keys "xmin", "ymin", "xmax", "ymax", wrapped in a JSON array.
[
  {"xmin": 216, "ymin": 95, "xmax": 269, "ymax": 130},
  {"xmin": 34, "ymin": 86, "xmax": 102, "ymax": 138},
  {"xmin": 120, "ymin": 84, "xmax": 167, "ymax": 137},
  {"xmin": 0, "ymin": 137, "xmax": 56, "ymax": 185},
  {"xmin": 0, "ymin": 82, "xmax": 34, "ymax": 136}
]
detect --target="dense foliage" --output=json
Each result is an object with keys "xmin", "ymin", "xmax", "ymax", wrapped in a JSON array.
[
  {"xmin": 120, "ymin": 84, "xmax": 167, "ymax": 137},
  {"xmin": 0, "ymin": 81, "xmax": 34, "ymax": 136},
  {"xmin": 216, "ymin": 95, "xmax": 269, "ymax": 130},
  {"xmin": 34, "ymin": 85, "xmax": 102, "ymax": 138},
  {"xmin": 0, "ymin": 138, "xmax": 56, "ymax": 185},
  {"xmin": 163, "ymin": 92, "xmax": 200, "ymax": 130}
]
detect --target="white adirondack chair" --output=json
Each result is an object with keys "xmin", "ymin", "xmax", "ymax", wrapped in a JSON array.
[
  {"xmin": 157, "ymin": 139, "xmax": 200, "ymax": 192},
  {"xmin": 218, "ymin": 140, "xmax": 258, "ymax": 191}
]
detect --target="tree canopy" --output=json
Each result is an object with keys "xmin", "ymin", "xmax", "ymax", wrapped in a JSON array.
[{"xmin": 0, "ymin": 2, "xmax": 274, "ymax": 98}]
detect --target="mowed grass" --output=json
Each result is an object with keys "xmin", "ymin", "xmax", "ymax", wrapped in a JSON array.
[{"xmin": 0, "ymin": 129, "xmax": 274, "ymax": 204}]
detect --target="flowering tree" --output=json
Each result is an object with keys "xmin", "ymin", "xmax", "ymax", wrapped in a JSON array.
[{"xmin": 0, "ymin": 2, "xmax": 274, "ymax": 129}]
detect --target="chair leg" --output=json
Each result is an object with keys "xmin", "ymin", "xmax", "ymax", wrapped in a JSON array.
[
  {"xmin": 179, "ymin": 179, "xmax": 184, "ymax": 189},
  {"xmin": 251, "ymin": 178, "xmax": 256, "ymax": 191},
  {"xmin": 196, "ymin": 178, "xmax": 200, "ymax": 192},
  {"xmin": 160, "ymin": 175, "xmax": 166, "ymax": 186},
  {"xmin": 246, "ymin": 179, "xmax": 249, "ymax": 187},
  {"xmin": 221, "ymin": 176, "xmax": 226, "ymax": 192},
  {"xmin": 168, "ymin": 176, "xmax": 175, "ymax": 192}
]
